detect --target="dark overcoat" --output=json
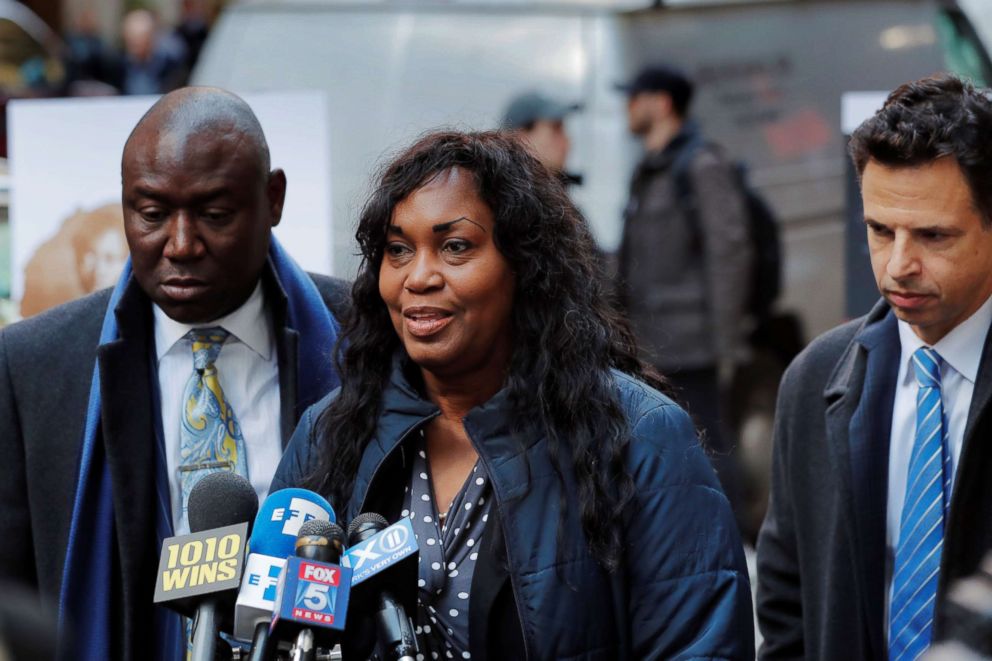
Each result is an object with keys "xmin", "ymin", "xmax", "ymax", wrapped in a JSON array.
[
  {"xmin": 0, "ymin": 264, "xmax": 349, "ymax": 659},
  {"xmin": 757, "ymin": 299, "xmax": 992, "ymax": 659}
]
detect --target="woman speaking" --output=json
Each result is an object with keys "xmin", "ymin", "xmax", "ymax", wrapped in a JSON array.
[{"xmin": 272, "ymin": 131, "xmax": 753, "ymax": 659}]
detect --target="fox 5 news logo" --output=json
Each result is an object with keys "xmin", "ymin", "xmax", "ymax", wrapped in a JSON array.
[
  {"xmin": 292, "ymin": 561, "xmax": 342, "ymax": 625},
  {"xmin": 272, "ymin": 497, "xmax": 330, "ymax": 536}
]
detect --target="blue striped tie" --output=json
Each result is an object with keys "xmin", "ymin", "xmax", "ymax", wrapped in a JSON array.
[{"xmin": 889, "ymin": 346, "xmax": 948, "ymax": 660}]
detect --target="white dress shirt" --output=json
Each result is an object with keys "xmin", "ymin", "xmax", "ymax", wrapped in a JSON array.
[
  {"xmin": 154, "ymin": 282, "xmax": 282, "ymax": 535},
  {"xmin": 885, "ymin": 293, "xmax": 992, "ymax": 599}
]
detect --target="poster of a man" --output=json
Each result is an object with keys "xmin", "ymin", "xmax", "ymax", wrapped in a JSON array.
[{"xmin": 20, "ymin": 203, "xmax": 127, "ymax": 317}]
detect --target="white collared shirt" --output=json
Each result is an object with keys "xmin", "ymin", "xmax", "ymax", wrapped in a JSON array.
[
  {"xmin": 154, "ymin": 282, "xmax": 282, "ymax": 535},
  {"xmin": 885, "ymin": 293, "xmax": 992, "ymax": 593}
]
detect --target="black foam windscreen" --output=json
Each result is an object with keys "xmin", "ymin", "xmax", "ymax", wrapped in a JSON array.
[
  {"xmin": 296, "ymin": 519, "xmax": 347, "ymax": 564},
  {"xmin": 188, "ymin": 472, "xmax": 259, "ymax": 534},
  {"xmin": 325, "ymin": 522, "xmax": 347, "ymax": 553},
  {"xmin": 298, "ymin": 518, "xmax": 337, "ymax": 539},
  {"xmin": 346, "ymin": 512, "xmax": 389, "ymax": 546}
]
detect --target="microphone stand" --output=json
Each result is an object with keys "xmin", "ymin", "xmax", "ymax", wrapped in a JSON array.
[
  {"xmin": 247, "ymin": 620, "xmax": 272, "ymax": 661},
  {"xmin": 291, "ymin": 628, "xmax": 316, "ymax": 661},
  {"xmin": 190, "ymin": 599, "xmax": 219, "ymax": 661}
]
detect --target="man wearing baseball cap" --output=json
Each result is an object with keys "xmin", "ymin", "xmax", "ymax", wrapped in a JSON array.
[
  {"xmin": 616, "ymin": 64, "xmax": 753, "ymax": 521},
  {"xmin": 501, "ymin": 91, "xmax": 582, "ymax": 183}
]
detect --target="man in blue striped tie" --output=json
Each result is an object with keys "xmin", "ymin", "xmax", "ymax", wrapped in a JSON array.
[{"xmin": 757, "ymin": 73, "xmax": 992, "ymax": 660}]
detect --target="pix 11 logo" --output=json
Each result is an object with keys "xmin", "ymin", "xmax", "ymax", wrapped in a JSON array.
[{"xmin": 292, "ymin": 561, "xmax": 342, "ymax": 625}]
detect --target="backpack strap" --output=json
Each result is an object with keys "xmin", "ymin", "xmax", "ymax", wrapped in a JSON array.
[{"xmin": 670, "ymin": 134, "xmax": 708, "ymax": 250}]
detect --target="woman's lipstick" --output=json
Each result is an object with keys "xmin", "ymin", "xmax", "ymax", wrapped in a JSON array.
[{"xmin": 403, "ymin": 307, "xmax": 453, "ymax": 338}]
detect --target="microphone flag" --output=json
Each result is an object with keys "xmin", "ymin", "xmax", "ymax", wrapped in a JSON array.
[
  {"xmin": 341, "ymin": 518, "xmax": 418, "ymax": 585},
  {"xmin": 234, "ymin": 488, "xmax": 337, "ymax": 641},
  {"xmin": 153, "ymin": 522, "xmax": 249, "ymax": 615},
  {"xmin": 270, "ymin": 557, "xmax": 353, "ymax": 633}
]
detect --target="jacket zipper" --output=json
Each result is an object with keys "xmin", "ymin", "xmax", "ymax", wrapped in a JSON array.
[
  {"xmin": 462, "ymin": 419, "xmax": 532, "ymax": 661},
  {"xmin": 357, "ymin": 413, "xmax": 532, "ymax": 660},
  {"xmin": 354, "ymin": 412, "xmax": 438, "ymax": 521}
]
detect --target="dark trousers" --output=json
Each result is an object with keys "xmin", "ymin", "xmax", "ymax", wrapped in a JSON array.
[{"xmin": 666, "ymin": 367, "xmax": 745, "ymax": 531}]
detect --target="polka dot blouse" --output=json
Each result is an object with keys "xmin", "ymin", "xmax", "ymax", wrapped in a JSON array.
[{"xmin": 401, "ymin": 431, "xmax": 492, "ymax": 660}]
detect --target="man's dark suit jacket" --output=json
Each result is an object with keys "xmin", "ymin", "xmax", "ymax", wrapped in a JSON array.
[
  {"xmin": 757, "ymin": 299, "xmax": 992, "ymax": 659},
  {"xmin": 0, "ymin": 264, "xmax": 349, "ymax": 659}
]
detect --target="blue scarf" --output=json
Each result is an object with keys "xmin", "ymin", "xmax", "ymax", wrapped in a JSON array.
[{"xmin": 58, "ymin": 237, "xmax": 341, "ymax": 660}]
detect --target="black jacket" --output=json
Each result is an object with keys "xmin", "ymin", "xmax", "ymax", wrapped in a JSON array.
[
  {"xmin": 0, "ymin": 265, "xmax": 349, "ymax": 660},
  {"xmin": 273, "ymin": 355, "xmax": 754, "ymax": 660},
  {"xmin": 619, "ymin": 123, "xmax": 752, "ymax": 371},
  {"xmin": 757, "ymin": 300, "xmax": 992, "ymax": 659}
]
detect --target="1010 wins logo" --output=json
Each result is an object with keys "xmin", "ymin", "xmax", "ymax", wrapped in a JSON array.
[
  {"xmin": 153, "ymin": 522, "xmax": 248, "ymax": 605},
  {"xmin": 161, "ymin": 533, "xmax": 242, "ymax": 590}
]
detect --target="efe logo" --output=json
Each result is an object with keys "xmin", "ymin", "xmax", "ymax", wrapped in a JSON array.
[
  {"xmin": 247, "ymin": 563, "xmax": 283, "ymax": 602},
  {"xmin": 300, "ymin": 562, "xmax": 340, "ymax": 586},
  {"xmin": 271, "ymin": 497, "xmax": 330, "ymax": 536}
]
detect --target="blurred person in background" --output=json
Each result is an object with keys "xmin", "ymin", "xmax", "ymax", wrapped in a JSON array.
[
  {"xmin": 616, "ymin": 64, "xmax": 752, "ymax": 521},
  {"xmin": 757, "ymin": 73, "xmax": 992, "ymax": 660},
  {"xmin": 272, "ymin": 130, "xmax": 753, "ymax": 660},
  {"xmin": 118, "ymin": 8, "xmax": 186, "ymax": 95},
  {"xmin": 173, "ymin": 0, "xmax": 211, "ymax": 79},
  {"xmin": 62, "ymin": 7, "xmax": 119, "ymax": 94},
  {"xmin": 501, "ymin": 91, "xmax": 608, "ymax": 268},
  {"xmin": 0, "ymin": 87, "xmax": 350, "ymax": 660},
  {"xmin": 500, "ymin": 91, "xmax": 583, "ymax": 186}
]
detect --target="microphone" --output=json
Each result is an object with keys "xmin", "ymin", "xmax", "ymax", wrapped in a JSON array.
[
  {"xmin": 269, "ymin": 520, "xmax": 352, "ymax": 657},
  {"xmin": 345, "ymin": 513, "xmax": 419, "ymax": 661},
  {"xmin": 295, "ymin": 518, "xmax": 346, "ymax": 562},
  {"xmin": 153, "ymin": 472, "xmax": 258, "ymax": 661},
  {"xmin": 233, "ymin": 488, "xmax": 337, "ymax": 659},
  {"xmin": 293, "ymin": 519, "xmax": 345, "ymax": 661}
]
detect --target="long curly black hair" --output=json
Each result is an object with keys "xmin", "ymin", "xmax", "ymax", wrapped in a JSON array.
[{"xmin": 307, "ymin": 130, "xmax": 662, "ymax": 571}]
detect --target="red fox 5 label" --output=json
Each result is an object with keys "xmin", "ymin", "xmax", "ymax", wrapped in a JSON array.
[{"xmin": 277, "ymin": 557, "xmax": 352, "ymax": 629}]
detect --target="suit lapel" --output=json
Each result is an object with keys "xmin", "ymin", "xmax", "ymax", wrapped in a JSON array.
[
  {"xmin": 823, "ymin": 302, "xmax": 897, "ymax": 658},
  {"xmin": 850, "ymin": 310, "xmax": 899, "ymax": 656},
  {"xmin": 937, "ymin": 314, "xmax": 992, "ymax": 629},
  {"xmin": 96, "ymin": 279, "xmax": 157, "ymax": 657},
  {"xmin": 276, "ymin": 325, "xmax": 299, "ymax": 445},
  {"xmin": 262, "ymin": 265, "xmax": 300, "ymax": 445},
  {"xmin": 964, "ymin": 321, "xmax": 992, "ymax": 441}
]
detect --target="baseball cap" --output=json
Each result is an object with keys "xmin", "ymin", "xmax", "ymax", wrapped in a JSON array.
[
  {"xmin": 501, "ymin": 92, "xmax": 583, "ymax": 130},
  {"xmin": 615, "ymin": 65, "xmax": 694, "ymax": 113}
]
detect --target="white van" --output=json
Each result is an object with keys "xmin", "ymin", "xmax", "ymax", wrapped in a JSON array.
[{"xmin": 194, "ymin": 0, "xmax": 991, "ymax": 340}]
